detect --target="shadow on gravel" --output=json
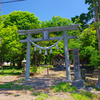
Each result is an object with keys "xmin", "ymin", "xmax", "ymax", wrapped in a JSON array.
[
  {"xmin": 18, "ymin": 76, "xmax": 66, "ymax": 90},
  {"xmin": 0, "ymin": 75, "xmax": 66, "ymax": 91}
]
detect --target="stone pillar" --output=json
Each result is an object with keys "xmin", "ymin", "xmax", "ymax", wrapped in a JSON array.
[
  {"xmin": 72, "ymin": 48, "xmax": 84, "ymax": 88},
  {"xmin": 73, "ymin": 48, "xmax": 80, "ymax": 80}
]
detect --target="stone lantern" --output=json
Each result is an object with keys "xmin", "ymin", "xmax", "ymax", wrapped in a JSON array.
[
  {"xmin": 20, "ymin": 58, "xmax": 26, "ymax": 77},
  {"xmin": 22, "ymin": 59, "xmax": 26, "ymax": 71}
]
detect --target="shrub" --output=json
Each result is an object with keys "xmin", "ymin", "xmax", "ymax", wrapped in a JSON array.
[{"xmin": 51, "ymin": 82, "xmax": 77, "ymax": 93}]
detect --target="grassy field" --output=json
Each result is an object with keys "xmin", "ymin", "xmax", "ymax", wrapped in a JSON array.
[
  {"xmin": 0, "ymin": 66, "xmax": 22, "ymax": 77},
  {"xmin": 0, "ymin": 65, "xmax": 53, "ymax": 77}
]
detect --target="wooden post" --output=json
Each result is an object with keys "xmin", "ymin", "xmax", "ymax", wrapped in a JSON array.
[
  {"xmin": 63, "ymin": 30, "xmax": 71, "ymax": 80},
  {"xmin": 25, "ymin": 34, "xmax": 31, "ymax": 79},
  {"xmin": 47, "ymin": 65, "xmax": 49, "ymax": 76}
]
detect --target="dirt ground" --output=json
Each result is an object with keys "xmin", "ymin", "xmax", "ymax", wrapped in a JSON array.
[{"xmin": 0, "ymin": 67, "xmax": 100, "ymax": 100}]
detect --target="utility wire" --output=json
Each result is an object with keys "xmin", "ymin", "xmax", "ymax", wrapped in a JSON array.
[
  {"xmin": 0, "ymin": 0, "xmax": 3, "ymax": 11},
  {"xmin": 0, "ymin": 0, "xmax": 25, "ymax": 4}
]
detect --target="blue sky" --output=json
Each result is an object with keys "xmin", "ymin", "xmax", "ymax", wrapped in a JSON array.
[{"xmin": 1, "ymin": 0, "xmax": 89, "ymax": 21}]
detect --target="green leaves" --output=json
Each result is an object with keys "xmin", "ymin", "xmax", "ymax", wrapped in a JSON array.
[
  {"xmin": 0, "ymin": 25, "xmax": 20, "ymax": 60},
  {"xmin": 80, "ymin": 45, "xmax": 100, "ymax": 68},
  {"xmin": 80, "ymin": 26, "xmax": 98, "ymax": 49},
  {"xmin": 3, "ymin": 11, "xmax": 41, "ymax": 30}
]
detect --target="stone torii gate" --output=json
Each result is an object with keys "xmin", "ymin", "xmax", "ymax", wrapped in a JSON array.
[{"xmin": 17, "ymin": 24, "xmax": 80, "ymax": 80}]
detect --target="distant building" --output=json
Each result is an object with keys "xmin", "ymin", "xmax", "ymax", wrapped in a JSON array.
[
  {"xmin": 52, "ymin": 54, "xmax": 65, "ymax": 70},
  {"xmin": 52, "ymin": 49, "xmax": 75, "ymax": 68},
  {"xmin": 53, "ymin": 54, "xmax": 65, "ymax": 67}
]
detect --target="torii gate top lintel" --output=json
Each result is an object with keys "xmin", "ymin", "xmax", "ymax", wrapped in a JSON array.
[{"xmin": 17, "ymin": 24, "xmax": 80, "ymax": 35}]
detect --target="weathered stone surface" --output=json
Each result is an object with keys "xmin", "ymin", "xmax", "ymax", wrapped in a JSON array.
[
  {"xmin": 73, "ymin": 48, "xmax": 80, "ymax": 80},
  {"xmin": 72, "ymin": 79, "xmax": 84, "ymax": 88},
  {"xmin": 20, "ymin": 70, "xmax": 26, "ymax": 77}
]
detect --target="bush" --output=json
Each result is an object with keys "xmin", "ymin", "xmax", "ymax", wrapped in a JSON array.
[
  {"xmin": 80, "ymin": 46, "xmax": 100, "ymax": 68},
  {"xmin": 51, "ymin": 82, "xmax": 77, "ymax": 93}
]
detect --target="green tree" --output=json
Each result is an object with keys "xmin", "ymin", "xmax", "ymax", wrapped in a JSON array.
[
  {"xmin": 85, "ymin": 0, "xmax": 100, "ymax": 88},
  {"xmin": 1, "ymin": 11, "xmax": 41, "ymax": 68},
  {"xmin": 0, "ymin": 25, "xmax": 20, "ymax": 74},
  {"xmin": 79, "ymin": 26, "xmax": 98, "ymax": 65}
]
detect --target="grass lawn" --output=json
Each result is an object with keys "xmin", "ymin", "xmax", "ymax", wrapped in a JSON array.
[
  {"xmin": 0, "ymin": 66, "xmax": 22, "ymax": 77},
  {"xmin": 0, "ymin": 65, "xmax": 53, "ymax": 77},
  {"xmin": 51, "ymin": 82, "xmax": 99, "ymax": 100}
]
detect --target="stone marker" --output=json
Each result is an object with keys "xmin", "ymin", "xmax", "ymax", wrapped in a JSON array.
[
  {"xmin": 72, "ymin": 48, "xmax": 84, "ymax": 88},
  {"xmin": 73, "ymin": 48, "xmax": 80, "ymax": 80},
  {"xmin": 72, "ymin": 79, "xmax": 84, "ymax": 88}
]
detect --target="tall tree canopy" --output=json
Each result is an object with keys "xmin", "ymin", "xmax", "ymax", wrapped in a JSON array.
[{"xmin": 3, "ymin": 11, "xmax": 41, "ymax": 30}]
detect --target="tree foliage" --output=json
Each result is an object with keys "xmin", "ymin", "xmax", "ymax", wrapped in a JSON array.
[
  {"xmin": 79, "ymin": 25, "xmax": 100, "ymax": 70},
  {"xmin": 3, "ymin": 11, "xmax": 41, "ymax": 30},
  {"xmin": 71, "ymin": 13, "xmax": 90, "ymax": 30},
  {"xmin": 0, "ymin": 25, "xmax": 19, "ymax": 62},
  {"xmin": 0, "ymin": 11, "xmax": 41, "ymax": 68}
]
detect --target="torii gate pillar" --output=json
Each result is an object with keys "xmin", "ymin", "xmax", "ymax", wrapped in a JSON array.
[
  {"xmin": 63, "ymin": 30, "xmax": 71, "ymax": 80},
  {"xmin": 26, "ymin": 34, "xmax": 31, "ymax": 79}
]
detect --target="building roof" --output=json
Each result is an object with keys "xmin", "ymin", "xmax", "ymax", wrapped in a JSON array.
[
  {"xmin": 53, "ymin": 49, "xmax": 80, "ymax": 59},
  {"xmin": 53, "ymin": 54, "xmax": 65, "ymax": 59}
]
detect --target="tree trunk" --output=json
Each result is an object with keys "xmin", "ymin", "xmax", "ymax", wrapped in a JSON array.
[
  {"xmin": 0, "ymin": 59, "xmax": 4, "ymax": 75},
  {"xmin": 1, "ymin": 64, "xmax": 4, "ymax": 75},
  {"xmin": 17, "ymin": 60, "xmax": 22, "ymax": 69},
  {"xmin": 32, "ymin": 54, "xmax": 35, "ymax": 65},
  {"xmin": 38, "ymin": 59, "xmax": 41, "ymax": 69},
  {"xmin": 34, "ymin": 52, "xmax": 37, "ymax": 66},
  {"xmin": 13, "ymin": 60, "xmax": 15, "ymax": 66},
  {"xmin": 45, "ymin": 56, "xmax": 47, "ymax": 64},
  {"xmin": 92, "ymin": 0, "xmax": 100, "ymax": 87}
]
